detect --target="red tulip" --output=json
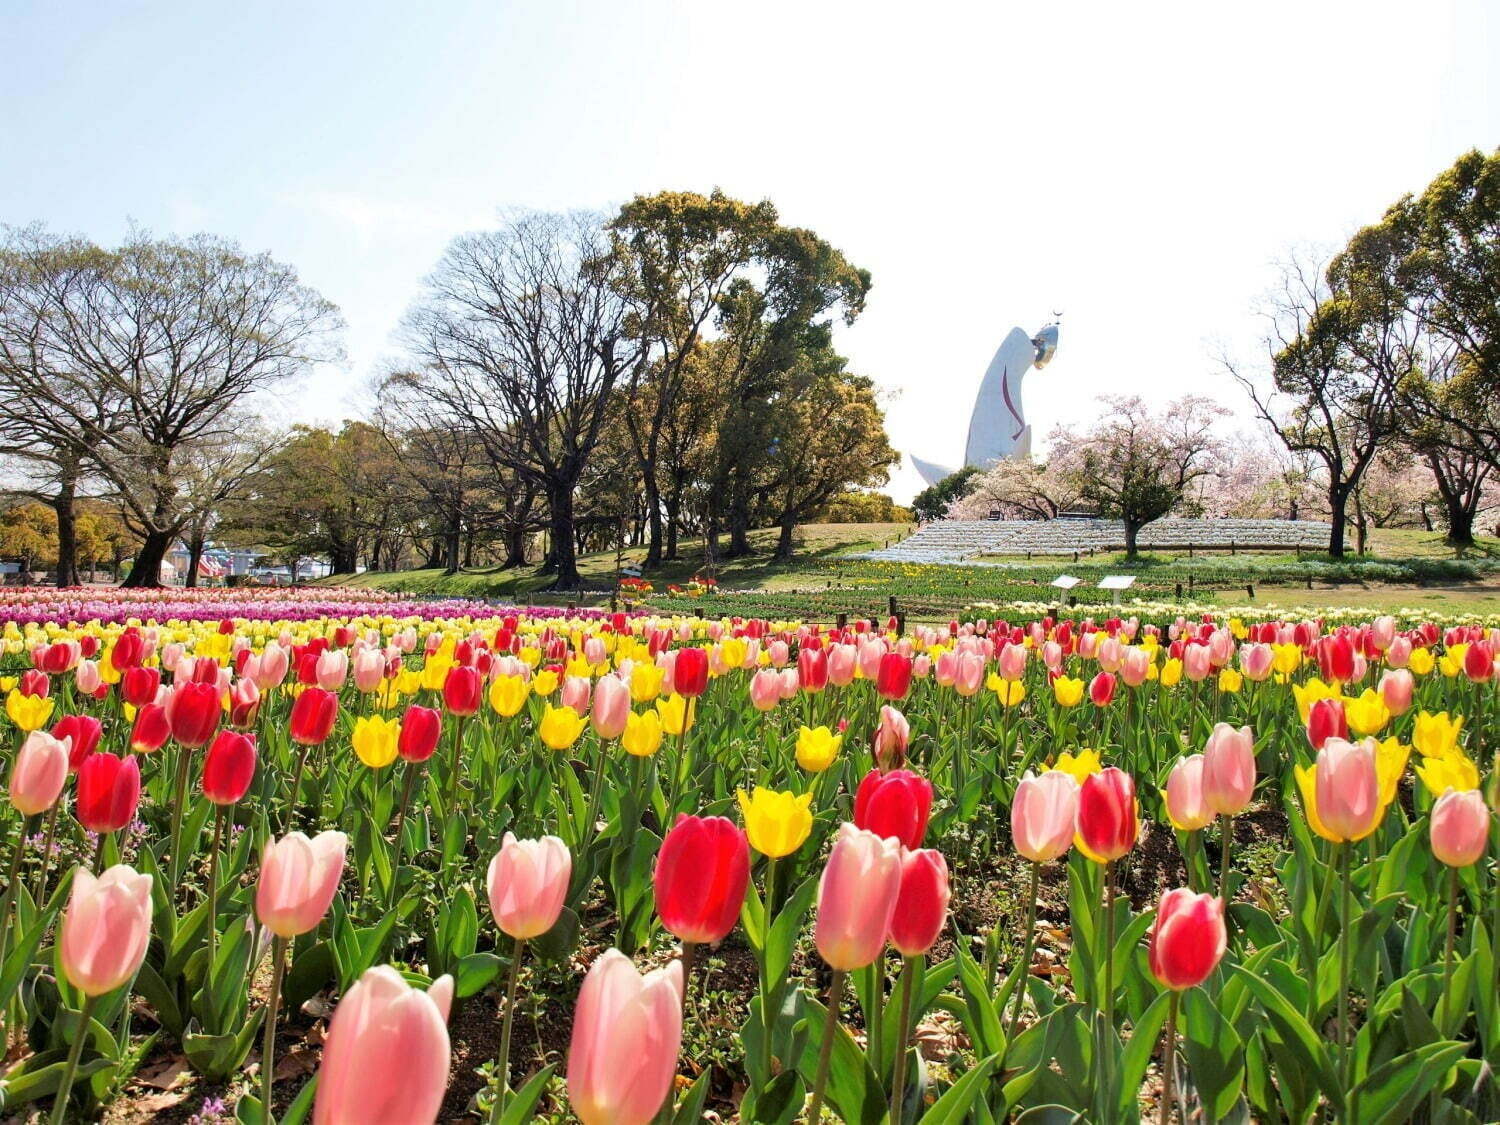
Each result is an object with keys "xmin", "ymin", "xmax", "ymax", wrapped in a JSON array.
[
  {"xmin": 1306, "ymin": 697, "xmax": 1348, "ymax": 751},
  {"xmin": 52, "ymin": 714, "xmax": 103, "ymax": 770},
  {"xmin": 1148, "ymin": 888, "xmax": 1227, "ymax": 990},
  {"xmin": 1076, "ymin": 767, "xmax": 1139, "ymax": 863},
  {"xmin": 888, "ymin": 848, "xmax": 950, "ymax": 956},
  {"xmin": 654, "ymin": 814, "xmax": 750, "ymax": 945},
  {"xmin": 120, "ymin": 666, "xmax": 161, "ymax": 708},
  {"xmin": 398, "ymin": 705, "xmax": 443, "ymax": 762},
  {"xmin": 109, "ymin": 630, "xmax": 144, "ymax": 672},
  {"xmin": 19, "ymin": 669, "xmax": 49, "ymax": 698},
  {"xmin": 1317, "ymin": 634, "xmax": 1356, "ymax": 683},
  {"xmin": 853, "ymin": 768, "xmax": 934, "ymax": 850},
  {"xmin": 876, "ymin": 652, "xmax": 913, "ymax": 701},
  {"xmin": 202, "ymin": 730, "xmax": 257, "ymax": 805},
  {"xmin": 673, "ymin": 647, "xmax": 709, "ymax": 698},
  {"xmin": 229, "ymin": 678, "xmax": 261, "ymax": 727},
  {"xmin": 168, "ymin": 681, "xmax": 220, "ymax": 748},
  {"xmin": 441, "ymin": 665, "xmax": 483, "ymax": 717},
  {"xmin": 1089, "ymin": 671, "xmax": 1116, "ymax": 706},
  {"xmin": 76, "ymin": 752, "xmax": 141, "ymax": 834},
  {"xmin": 130, "ymin": 703, "xmax": 172, "ymax": 754},
  {"xmin": 797, "ymin": 646, "xmax": 828, "ymax": 692},
  {"xmin": 289, "ymin": 687, "xmax": 339, "ymax": 746},
  {"xmin": 1463, "ymin": 641, "xmax": 1493, "ymax": 683}
]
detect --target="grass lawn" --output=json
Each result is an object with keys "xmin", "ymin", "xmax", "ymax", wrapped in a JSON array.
[{"xmin": 321, "ymin": 521, "xmax": 1500, "ymax": 621}]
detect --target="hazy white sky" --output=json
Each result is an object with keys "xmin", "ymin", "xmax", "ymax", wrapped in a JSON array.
[{"xmin": 3, "ymin": 0, "xmax": 1495, "ymax": 501}]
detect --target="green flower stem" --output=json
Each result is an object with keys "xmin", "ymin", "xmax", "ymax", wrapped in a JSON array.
[
  {"xmin": 489, "ymin": 935, "xmax": 526, "ymax": 1125},
  {"xmin": 890, "ymin": 956, "xmax": 918, "ymax": 1125},
  {"xmin": 262, "ymin": 935, "xmax": 287, "ymax": 1124},
  {"xmin": 50, "ymin": 993, "xmax": 98, "ymax": 1125},
  {"xmin": 1160, "ymin": 989, "xmax": 1180, "ymax": 1125},
  {"xmin": 1008, "ymin": 861, "xmax": 1041, "ymax": 1041},
  {"xmin": 807, "ymin": 969, "xmax": 847, "ymax": 1124}
]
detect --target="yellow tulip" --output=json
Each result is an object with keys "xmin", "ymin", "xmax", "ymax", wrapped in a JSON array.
[
  {"xmin": 489, "ymin": 675, "xmax": 529, "ymax": 718},
  {"xmin": 1343, "ymin": 689, "xmax": 1391, "ymax": 736},
  {"xmin": 737, "ymin": 788, "xmax": 814, "ymax": 858},
  {"xmin": 1160, "ymin": 658, "xmax": 1183, "ymax": 688},
  {"xmin": 721, "ymin": 637, "xmax": 748, "ymax": 670},
  {"xmin": 621, "ymin": 710, "xmax": 663, "ymax": 757},
  {"xmin": 1438, "ymin": 644, "xmax": 1466, "ymax": 678},
  {"xmin": 419, "ymin": 656, "xmax": 452, "ymax": 692},
  {"xmin": 519, "ymin": 646, "xmax": 542, "ymax": 668},
  {"xmin": 538, "ymin": 704, "xmax": 587, "ymax": 751},
  {"xmin": 564, "ymin": 654, "xmax": 592, "ymax": 679},
  {"xmin": 795, "ymin": 725, "xmax": 842, "ymax": 772},
  {"xmin": 1412, "ymin": 711, "xmax": 1463, "ymax": 757},
  {"xmin": 532, "ymin": 669, "xmax": 559, "ymax": 697},
  {"xmin": 1291, "ymin": 678, "xmax": 1341, "ymax": 724},
  {"xmin": 1052, "ymin": 676, "xmax": 1085, "ymax": 707},
  {"xmin": 394, "ymin": 669, "xmax": 421, "ymax": 695},
  {"xmin": 1415, "ymin": 749, "xmax": 1479, "ymax": 796},
  {"xmin": 1271, "ymin": 644, "xmax": 1302, "ymax": 676},
  {"xmin": 5, "ymin": 689, "xmax": 54, "ymax": 732},
  {"xmin": 1217, "ymin": 668, "xmax": 1243, "ymax": 695},
  {"xmin": 630, "ymin": 662, "xmax": 665, "ymax": 703},
  {"xmin": 352, "ymin": 714, "xmax": 400, "ymax": 769},
  {"xmin": 1408, "ymin": 647, "xmax": 1435, "ymax": 676},
  {"xmin": 1046, "ymin": 748, "xmax": 1102, "ymax": 785},
  {"xmin": 987, "ymin": 674, "xmax": 1026, "ymax": 707},
  {"xmin": 656, "ymin": 694, "xmax": 694, "ymax": 736},
  {"xmin": 1375, "ymin": 737, "xmax": 1409, "ymax": 806}
]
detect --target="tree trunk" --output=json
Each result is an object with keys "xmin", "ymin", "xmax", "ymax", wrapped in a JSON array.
[
  {"xmin": 726, "ymin": 478, "xmax": 752, "ymax": 557},
  {"xmin": 185, "ymin": 534, "xmax": 205, "ymax": 588},
  {"xmin": 501, "ymin": 523, "xmax": 528, "ymax": 569},
  {"xmin": 1351, "ymin": 488, "xmax": 1369, "ymax": 555},
  {"xmin": 642, "ymin": 472, "xmax": 664, "ymax": 568},
  {"xmin": 1326, "ymin": 489, "xmax": 1348, "ymax": 558},
  {"xmin": 443, "ymin": 516, "xmax": 461, "ymax": 576},
  {"xmin": 122, "ymin": 530, "xmax": 172, "ymax": 587},
  {"xmin": 548, "ymin": 482, "xmax": 582, "ymax": 590},
  {"xmin": 775, "ymin": 511, "xmax": 797, "ymax": 560},
  {"xmin": 1123, "ymin": 519, "xmax": 1140, "ymax": 560},
  {"xmin": 51, "ymin": 468, "xmax": 80, "ymax": 588},
  {"xmin": 665, "ymin": 491, "xmax": 681, "ymax": 561}
]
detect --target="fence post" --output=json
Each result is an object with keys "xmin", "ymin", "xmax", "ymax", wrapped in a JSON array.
[
  {"xmin": 1175, "ymin": 582, "xmax": 1183, "ymax": 599},
  {"xmin": 1247, "ymin": 583, "xmax": 1255, "ymax": 599},
  {"xmin": 836, "ymin": 612, "xmax": 847, "ymax": 630},
  {"xmin": 896, "ymin": 613, "xmax": 906, "ymax": 634},
  {"xmin": 888, "ymin": 595, "xmax": 898, "ymax": 618},
  {"xmin": 1188, "ymin": 575, "xmax": 1195, "ymax": 596},
  {"xmin": 695, "ymin": 607, "xmax": 704, "ymax": 619}
]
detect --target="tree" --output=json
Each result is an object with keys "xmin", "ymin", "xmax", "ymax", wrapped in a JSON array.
[
  {"xmin": 0, "ymin": 227, "xmax": 342, "ymax": 585},
  {"xmin": 0, "ymin": 501, "xmax": 56, "ymax": 574},
  {"xmin": 399, "ymin": 211, "xmax": 637, "ymax": 590},
  {"xmin": 948, "ymin": 440, "xmax": 1086, "ymax": 521},
  {"xmin": 1074, "ymin": 396, "xmax": 1226, "ymax": 559},
  {"xmin": 816, "ymin": 491, "xmax": 911, "ymax": 524},
  {"xmin": 912, "ymin": 466, "xmax": 982, "ymax": 523},
  {"xmin": 1230, "ymin": 251, "xmax": 1403, "ymax": 556}
]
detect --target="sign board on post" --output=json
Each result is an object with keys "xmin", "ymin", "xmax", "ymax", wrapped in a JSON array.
[
  {"xmin": 1098, "ymin": 574, "xmax": 1137, "ymax": 605},
  {"xmin": 1050, "ymin": 575, "xmax": 1082, "ymax": 590}
]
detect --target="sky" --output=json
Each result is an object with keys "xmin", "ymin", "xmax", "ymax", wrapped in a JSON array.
[{"xmin": 3, "ymin": 0, "xmax": 1495, "ymax": 502}]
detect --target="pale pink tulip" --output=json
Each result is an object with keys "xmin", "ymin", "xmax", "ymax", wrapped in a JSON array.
[
  {"xmin": 1202, "ymin": 723, "xmax": 1256, "ymax": 816},
  {"xmin": 1430, "ymin": 789, "xmax": 1489, "ymax": 868},
  {"xmin": 1378, "ymin": 669, "xmax": 1414, "ymax": 716},
  {"xmin": 1011, "ymin": 770, "xmax": 1078, "ymax": 864},
  {"xmin": 1165, "ymin": 755, "xmax": 1215, "ymax": 831},
  {"xmin": 487, "ymin": 833, "xmax": 571, "ymax": 940},
  {"xmin": 59, "ymin": 865, "xmax": 153, "ymax": 996},
  {"xmin": 256, "ymin": 831, "xmax": 348, "ymax": 938},
  {"xmin": 8, "ymin": 730, "xmax": 70, "ymax": 815},
  {"xmin": 567, "ymin": 950, "xmax": 683, "ymax": 1125},
  {"xmin": 749, "ymin": 668, "xmax": 781, "ymax": 712},
  {"xmin": 814, "ymin": 823, "xmax": 903, "ymax": 971},
  {"xmin": 591, "ymin": 676, "xmax": 630, "ymax": 740}
]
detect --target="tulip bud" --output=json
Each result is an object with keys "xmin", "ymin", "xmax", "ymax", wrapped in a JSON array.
[
  {"xmin": 1164, "ymin": 755, "xmax": 1215, "ymax": 831},
  {"xmin": 202, "ymin": 730, "xmax": 257, "ymax": 805},
  {"xmin": 654, "ymin": 814, "xmax": 750, "ymax": 945},
  {"xmin": 815, "ymin": 823, "xmax": 904, "ymax": 970},
  {"xmin": 314, "ymin": 966, "xmax": 453, "ymax": 1125},
  {"xmin": 1147, "ymin": 888, "xmax": 1227, "ymax": 990},
  {"xmin": 1201, "ymin": 723, "xmax": 1256, "ymax": 816},
  {"xmin": 398, "ymin": 705, "xmax": 442, "ymax": 762},
  {"xmin": 59, "ymin": 864, "xmax": 153, "ymax": 995},
  {"xmin": 853, "ymin": 768, "xmax": 933, "ymax": 850},
  {"xmin": 256, "ymin": 830, "xmax": 348, "ymax": 937},
  {"xmin": 487, "ymin": 832, "xmax": 571, "ymax": 940},
  {"xmin": 442, "ymin": 665, "xmax": 483, "ymax": 717},
  {"xmin": 1077, "ymin": 767, "xmax": 1139, "ymax": 863},
  {"xmin": 168, "ymin": 681, "xmax": 220, "ymax": 748},
  {"xmin": 1012, "ymin": 770, "xmax": 1078, "ymax": 864},
  {"xmin": 1430, "ymin": 789, "xmax": 1489, "ymax": 867},
  {"xmin": 75, "ymin": 752, "xmax": 141, "ymax": 834},
  {"xmin": 673, "ymin": 647, "xmax": 709, "ymax": 698},
  {"xmin": 52, "ymin": 714, "xmax": 102, "ymax": 770},
  {"xmin": 1306, "ymin": 697, "xmax": 1348, "ymax": 750},
  {"xmin": 9, "ymin": 730, "xmax": 70, "ymax": 815},
  {"xmin": 889, "ymin": 848, "xmax": 950, "ymax": 957},
  {"xmin": 289, "ymin": 687, "xmax": 339, "ymax": 746}
]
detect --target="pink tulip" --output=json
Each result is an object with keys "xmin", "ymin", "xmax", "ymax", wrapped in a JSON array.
[
  {"xmin": 591, "ymin": 676, "xmax": 630, "ymax": 740},
  {"xmin": 59, "ymin": 864, "xmax": 153, "ymax": 996},
  {"xmin": 1012, "ymin": 770, "xmax": 1078, "ymax": 863},
  {"xmin": 1430, "ymin": 789, "xmax": 1489, "ymax": 868},
  {"xmin": 256, "ymin": 831, "xmax": 348, "ymax": 938},
  {"xmin": 352, "ymin": 648, "xmax": 385, "ymax": 693},
  {"xmin": 1041, "ymin": 641, "xmax": 1063, "ymax": 672},
  {"xmin": 997, "ymin": 643, "xmax": 1027, "ymax": 681},
  {"xmin": 1183, "ymin": 644, "xmax": 1212, "ymax": 682},
  {"xmin": 1385, "ymin": 636, "xmax": 1412, "ymax": 669},
  {"xmin": 1371, "ymin": 615, "xmax": 1397, "ymax": 651},
  {"xmin": 1164, "ymin": 755, "xmax": 1215, "ymax": 831},
  {"xmin": 561, "ymin": 676, "xmax": 591, "ymax": 715},
  {"xmin": 567, "ymin": 950, "xmax": 683, "ymax": 1125},
  {"xmin": 777, "ymin": 668, "xmax": 800, "ymax": 699},
  {"xmin": 1096, "ymin": 637, "xmax": 1124, "ymax": 673},
  {"xmin": 889, "ymin": 848, "xmax": 950, "ymax": 956},
  {"xmin": 1378, "ymin": 669, "xmax": 1414, "ymax": 716},
  {"xmin": 872, "ymin": 704, "xmax": 910, "ymax": 766},
  {"xmin": 1313, "ymin": 738, "xmax": 1383, "ymax": 842},
  {"xmin": 487, "ymin": 833, "xmax": 571, "ymax": 940},
  {"xmin": 1120, "ymin": 646, "xmax": 1152, "ymax": 687},
  {"xmin": 934, "ymin": 650, "xmax": 958, "ymax": 686},
  {"xmin": 315, "ymin": 649, "xmax": 349, "ymax": 691},
  {"xmin": 1148, "ymin": 888, "xmax": 1227, "ymax": 990},
  {"xmin": 248, "ymin": 644, "xmax": 290, "ymax": 690},
  {"xmin": 749, "ymin": 668, "xmax": 781, "ymax": 712},
  {"xmin": 74, "ymin": 659, "xmax": 102, "ymax": 695},
  {"xmin": 768, "ymin": 640, "xmax": 790, "ymax": 667},
  {"xmin": 814, "ymin": 823, "xmax": 904, "ymax": 971},
  {"xmin": 8, "ymin": 730, "xmax": 70, "ymax": 816},
  {"xmin": 313, "ymin": 966, "xmax": 453, "ymax": 1125},
  {"xmin": 828, "ymin": 644, "xmax": 857, "ymax": 687},
  {"xmin": 1202, "ymin": 723, "xmax": 1256, "ymax": 816},
  {"xmin": 1207, "ymin": 629, "xmax": 1235, "ymax": 668},
  {"xmin": 954, "ymin": 652, "xmax": 985, "ymax": 698},
  {"xmin": 1239, "ymin": 643, "xmax": 1274, "ymax": 682}
]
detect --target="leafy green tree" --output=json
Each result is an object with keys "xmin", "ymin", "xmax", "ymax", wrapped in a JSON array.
[{"xmin": 911, "ymin": 465, "xmax": 982, "ymax": 523}]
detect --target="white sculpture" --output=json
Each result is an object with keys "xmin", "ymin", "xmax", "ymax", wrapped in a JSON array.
[{"xmin": 909, "ymin": 322, "xmax": 1059, "ymax": 487}]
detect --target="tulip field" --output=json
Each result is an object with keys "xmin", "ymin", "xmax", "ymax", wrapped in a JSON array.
[{"xmin": 0, "ymin": 588, "xmax": 1497, "ymax": 1123}]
